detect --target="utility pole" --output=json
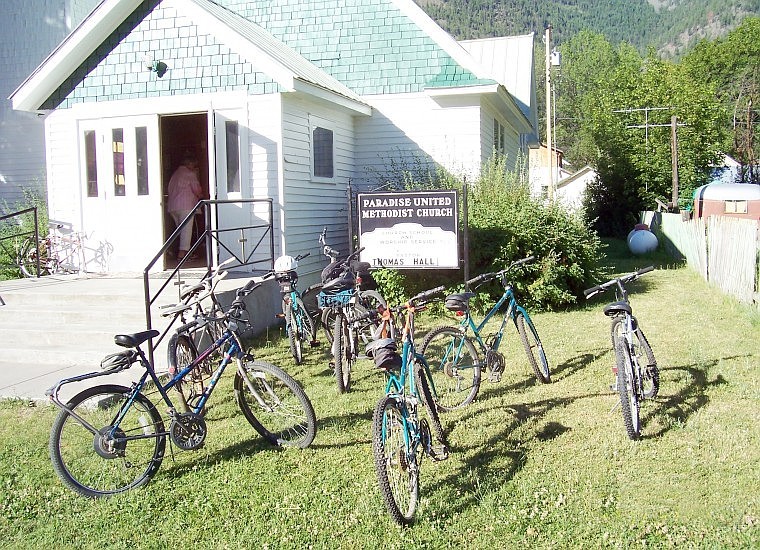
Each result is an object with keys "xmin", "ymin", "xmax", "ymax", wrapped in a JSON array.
[
  {"xmin": 670, "ymin": 115, "xmax": 679, "ymax": 208},
  {"xmin": 545, "ymin": 25, "xmax": 553, "ymax": 201}
]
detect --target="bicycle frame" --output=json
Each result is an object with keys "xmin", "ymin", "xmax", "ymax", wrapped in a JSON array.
[{"xmin": 462, "ymin": 283, "xmax": 525, "ymax": 355}]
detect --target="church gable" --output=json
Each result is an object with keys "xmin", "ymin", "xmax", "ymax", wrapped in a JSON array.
[{"xmin": 42, "ymin": 0, "xmax": 280, "ymax": 110}]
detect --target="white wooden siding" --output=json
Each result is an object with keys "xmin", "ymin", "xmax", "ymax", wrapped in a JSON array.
[
  {"xmin": 481, "ymin": 99, "xmax": 523, "ymax": 171},
  {"xmin": 44, "ymin": 110, "xmax": 81, "ymax": 229},
  {"xmin": 280, "ymin": 96, "xmax": 356, "ymax": 281},
  {"xmin": 354, "ymin": 93, "xmax": 482, "ymax": 188}
]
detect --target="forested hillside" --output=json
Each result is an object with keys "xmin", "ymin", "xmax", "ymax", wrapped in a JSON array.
[{"xmin": 416, "ymin": 0, "xmax": 757, "ymax": 56}]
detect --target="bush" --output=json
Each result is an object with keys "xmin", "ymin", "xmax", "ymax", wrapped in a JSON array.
[
  {"xmin": 368, "ymin": 155, "xmax": 607, "ymax": 312},
  {"xmin": 0, "ymin": 191, "xmax": 47, "ymax": 281}
]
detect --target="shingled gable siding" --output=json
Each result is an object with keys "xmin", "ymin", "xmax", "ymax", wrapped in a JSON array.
[
  {"xmin": 41, "ymin": 1, "xmax": 281, "ymax": 110},
  {"xmin": 216, "ymin": 0, "xmax": 494, "ymax": 95}
]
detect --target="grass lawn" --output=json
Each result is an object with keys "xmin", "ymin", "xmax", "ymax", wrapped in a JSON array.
[{"xmin": 1, "ymin": 243, "xmax": 758, "ymax": 548}]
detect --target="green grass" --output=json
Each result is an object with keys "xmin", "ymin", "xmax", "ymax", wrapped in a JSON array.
[{"xmin": 1, "ymin": 243, "xmax": 758, "ymax": 548}]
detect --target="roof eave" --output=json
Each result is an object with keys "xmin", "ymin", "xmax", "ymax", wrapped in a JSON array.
[
  {"xmin": 292, "ymin": 79, "xmax": 371, "ymax": 116},
  {"xmin": 10, "ymin": 0, "xmax": 143, "ymax": 112}
]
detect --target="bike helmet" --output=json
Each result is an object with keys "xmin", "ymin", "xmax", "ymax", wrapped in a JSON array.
[{"xmin": 274, "ymin": 255, "xmax": 298, "ymax": 273}]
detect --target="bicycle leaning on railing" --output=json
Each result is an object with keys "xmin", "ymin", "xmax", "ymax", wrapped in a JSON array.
[
  {"xmin": 369, "ymin": 286, "xmax": 449, "ymax": 526},
  {"xmin": 46, "ymin": 271, "xmax": 317, "ymax": 498},
  {"xmin": 584, "ymin": 266, "xmax": 659, "ymax": 440},
  {"xmin": 18, "ymin": 222, "xmax": 85, "ymax": 277},
  {"xmin": 420, "ymin": 256, "xmax": 550, "ymax": 411}
]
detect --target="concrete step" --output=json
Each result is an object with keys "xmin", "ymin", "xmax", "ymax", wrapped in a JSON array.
[{"xmin": 0, "ymin": 270, "xmax": 281, "ymax": 401}]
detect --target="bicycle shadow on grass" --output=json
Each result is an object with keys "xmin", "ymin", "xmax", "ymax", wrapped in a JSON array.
[
  {"xmin": 640, "ymin": 356, "xmax": 742, "ymax": 439},
  {"xmin": 549, "ymin": 348, "xmax": 612, "ymax": 382},
  {"xmin": 428, "ymin": 392, "xmax": 600, "ymax": 520}
]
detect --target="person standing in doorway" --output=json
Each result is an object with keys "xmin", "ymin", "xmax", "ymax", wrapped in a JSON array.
[{"xmin": 167, "ymin": 153, "xmax": 203, "ymax": 260}]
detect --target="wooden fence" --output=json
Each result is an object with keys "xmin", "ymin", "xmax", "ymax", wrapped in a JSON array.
[{"xmin": 643, "ymin": 211, "xmax": 759, "ymax": 306}]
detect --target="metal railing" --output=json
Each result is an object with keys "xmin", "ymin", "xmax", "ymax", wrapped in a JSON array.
[
  {"xmin": 0, "ymin": 207, "xmax": 40, "ymax": 277},
  {"xmin": 142, "ymin": 198, "xmax": 275, "ymax": 365}
]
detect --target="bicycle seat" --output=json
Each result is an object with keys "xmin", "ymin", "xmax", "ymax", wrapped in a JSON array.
[
  {"xmin": 603, "ymin": 301, "xmax": 632, "ymax": 316},
  {"xmin": 114, "ymin": 329, "xmax": 160, "ymax": 348},
  {"xmin": 179, "ymin": 282, "xmax": 205, "ymax": 300},
  {"xmin": 445, "ymin": 292, "xmax": 475, "ymax": 312}
]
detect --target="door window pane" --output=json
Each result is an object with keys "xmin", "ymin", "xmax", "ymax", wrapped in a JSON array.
[
  {"xmin": 84, "ymin": 130, "xmax": 98, "ymax": 197},
  {"xmin": 313, "ymin": 126, "xmax": 334, "ymax": 178},
  {"xmin": 225, "ymin": 120, "xmax": 240, "ymax": 193},
  {"xmin": 136, "ymin": 126, "xmax": 149, "ymax": 195},
  {"xmin": 112, "ymin": 128, "xmax": 125, "ymax": 196}
]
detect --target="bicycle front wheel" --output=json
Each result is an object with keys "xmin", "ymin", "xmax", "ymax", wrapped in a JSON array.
[
  {"xmin": 234, "ymin": 360, "xmax": 317, "ymax": 448},
  {"xmin": 49, "ymin": 384, "xmax": 166, "ymax": 498},
  {"xmin": 333, "ymin": 311, "xmax": 353, "ymax": 393},
  {"xmin": 515, "ymin": 311, "xmax": 551, "ymax": 383},
  {"xmin": 358, "ymin": 289, "xmax": 387, "ymax": 343},
  {"xmin": 611, "ymin": 318, "xmax": 658, "ymax": 399},
  {"xmin": 615, "ymin": 340, "xmax": 641, "ymax": 440},
  {"xmin": 419, "ymin": 326, "xmax": 481, "ymax": 410},
  {"xmin": 372, "ymin": 395, "xmax": 418, "ymax": 525}
]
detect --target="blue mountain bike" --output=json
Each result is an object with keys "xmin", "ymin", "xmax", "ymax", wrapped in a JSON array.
[{"xmin": 420, "ymin": 256, "xmax": 550, "ymax": 411}]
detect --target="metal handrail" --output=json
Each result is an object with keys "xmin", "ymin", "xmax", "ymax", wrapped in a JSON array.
[
  {"xmin": 0, "ymin": 207, "xmax": 40, "ymax": 277},
  {"xmin": 142, "ymin": 198, "xmax": 274, "ymax": 365}
]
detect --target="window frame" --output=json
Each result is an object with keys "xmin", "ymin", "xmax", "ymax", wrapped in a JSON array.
[{"xmin": 309, "ymin": 115, "xmax": 336, "ymax": 183}]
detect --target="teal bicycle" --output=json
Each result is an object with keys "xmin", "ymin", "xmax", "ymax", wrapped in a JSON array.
[
  {"xmin": 369, "ymin": 286, "xmax": 449, "ymax": 525},
  {"xmin": 420, "ymin": 256, "xmax": 550, "ymax": 411}
]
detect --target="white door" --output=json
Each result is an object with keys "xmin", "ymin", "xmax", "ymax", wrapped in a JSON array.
[
  {"xmin": 210, "ymin": 109, "xmax": 254, "ymax": 269},
  {"xmin": 80, "ymin": 116, "xmax": 161, "ymax": 272}
]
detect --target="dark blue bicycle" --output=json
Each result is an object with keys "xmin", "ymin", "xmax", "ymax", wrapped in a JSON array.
[
  {"xmin": 46, "ymin": 272, "xmax": 317, "ymax": 498},
  {"xmin": 420, "ymin": 256, "xmax": 550, "ymax": 411}
]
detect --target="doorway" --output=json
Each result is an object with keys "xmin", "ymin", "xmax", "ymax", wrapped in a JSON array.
[{"xmin": 160, "ymin": 113, "xmax": 211, "ymax": 268}]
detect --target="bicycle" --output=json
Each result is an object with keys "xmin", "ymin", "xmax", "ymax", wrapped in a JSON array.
[
  {"xmin": 317, "ymin": 229, "xmax": 386, "ymax": 393},
  {"xmin": 420, "ymin": 256, "xmax": 550, "ymax": 411},
  {"xmin": 274, "ymin": 253, "xmax": 317, "ymax": 364},
  {"xmin": 162, "ymin": 260, "xmax": 231, "ymax": 413},
  {"xmin": 584, "ymin": 266, "xmax": 659, "ymax": 440},
  {"xmin": 370, "ymin": 285, "xmax": 449, "ymax": 525},
  {"xmin": 18, "ymin": 222, "xmax": 84, "ymax": 277},
  {"xmin": 46, "ymin": 273, "xmax": 318, "ymax": 498}
]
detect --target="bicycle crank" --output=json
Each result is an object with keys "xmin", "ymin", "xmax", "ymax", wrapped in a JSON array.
[
  {"xmin": 170, "ymin": 412, "xmax": 207, "ymax": 450},
  {"xmin": 486, "ymin": 349, "xmax": 505, "ymax": 382}
]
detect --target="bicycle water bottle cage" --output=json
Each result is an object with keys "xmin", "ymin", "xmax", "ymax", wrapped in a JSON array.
[
  {"xmin": 603, "ymin": 301, "xmax": 632, "ymax": 317},
  {"xmin": 445, "ymin": 292, "xmax": 475, "ymax": 312}
]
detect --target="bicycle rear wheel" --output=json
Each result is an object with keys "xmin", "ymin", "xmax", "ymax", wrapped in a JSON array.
[
  {"xmin": 419, "ymin": 326, "xmax": 481, "ymax": 410},
  {"xmin": 515, "ymin": 311, "xmax": 551, "ymax": 383},
  {"xmin": 167, "ymin": 333, "xmax": 207, "ymax": 414},
  {"xmin": 612, "ymin": 318, "xmax": 658, "ymax": 399},
  {"xmin": 333, "ymin": 311, "xmax": 353, "ymax": 393},
  {"xmin": 18, "ymin": 238, "xmax": 50, "ymax": 278},
  {"xmin": 49, "ymin": 384, "xmax": 166, "ymax": 498},
  {"xmin": 372, "ymin": 395, "xmax": 418, "ymax": 525},
  {"xmin": 357, "ymin": 289, "xmax": 387, "ymax": 344},
  {"xmin": 234, "ymin": 360, "xmax": 317, "ymax": 448},
  {"xmin": 285, "ymin": 305, "xmax": 303, "ymax": 364},
  {"xmin": 615, "ymin": 340, "xmax": 641, "ymax": 440}
]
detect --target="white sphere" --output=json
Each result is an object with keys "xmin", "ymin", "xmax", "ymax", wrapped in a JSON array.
[{"xmin": 628, "ymin": 230, "xmax": 658, "ymax": 255}]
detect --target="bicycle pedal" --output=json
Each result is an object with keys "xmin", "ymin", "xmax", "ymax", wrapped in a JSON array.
[{"xmin": 309, "ymin": 340, "xmax": 321, "ymax": 348}]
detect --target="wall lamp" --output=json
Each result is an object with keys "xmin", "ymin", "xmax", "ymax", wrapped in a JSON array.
[{"xmin": 142, "ymin": 53, "xmax": 167, "ymax": 78}]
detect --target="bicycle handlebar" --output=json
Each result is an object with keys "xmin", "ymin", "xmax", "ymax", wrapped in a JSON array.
[
  {"xmin": 584, "ymin": 265, "xmax": 655, "ymax": 299},
  {"xmin": 466, "ymin": 256, "xmax": 535, "ymax": 287}
]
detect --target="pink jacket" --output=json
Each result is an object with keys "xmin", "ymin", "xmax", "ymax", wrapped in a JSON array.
[{"xmin": 167, "ymin": 165, "xmax": 203, "ymax": 212}]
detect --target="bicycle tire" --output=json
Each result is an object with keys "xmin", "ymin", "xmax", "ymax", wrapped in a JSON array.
[
  {"xmin": 615, "ymin": 340, "xmax": 641, "ymax": 440},
  {"xmin": 234, "ymin": 360, "xmax": 317, "ymax": 448},
  {"xmin": 321, "ymin": 308, "xmax": 337, "ymax": 345},
  {"xmin": 611, "ymin": 317, "xmax": 658, "ymax": 399},
  {"xmin": 372, "ymin": 394, "xmax": 419, "ymax": 525},
  {"xmin": 167, "ymin": 333, "xmax": 207, "ymax": 414},
  {"xmin": 358, "ymin": 289, "xmax": 387, "ymax": 343},
  {"xmin": 414, "ymin": 360, "xmax": 447, "ymax": 446},
  {"xmin": 515, "ymin": 311, "xmax": 551, "ymax": 383},
  {"xmin": 285, "ymin": 305, "xmax": 303, "ymax": 364},
  {"xmin": 419, "ymin": 326, "xmax": 481, "ymax": 410},
  {"xmin": 333, "ymin": 311, "xmax": 353, "ymax": 393},
  {"xmin": 49, "ymin": 384, "xmax": 166, "ymax": 498},
  {"xmin": 18, "ymin": 238, "xmax": 49, "ymax": 278}
]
